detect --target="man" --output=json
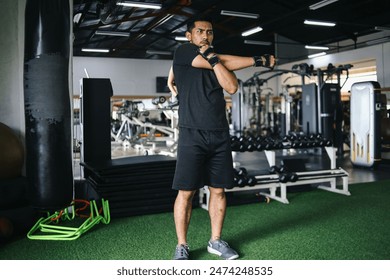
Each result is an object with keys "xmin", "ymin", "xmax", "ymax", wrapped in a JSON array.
[{"xmin": 171, "ymin": 16, "xmax": 275, "ymax": 260}]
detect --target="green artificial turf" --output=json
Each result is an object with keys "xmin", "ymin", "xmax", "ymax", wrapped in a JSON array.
[{"xmin": 1, "ymin": 180, "xmax": 389, "ymax": 260}]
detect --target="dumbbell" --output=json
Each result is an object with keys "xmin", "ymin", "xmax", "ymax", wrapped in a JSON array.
[
  {"xmin": 278, "ymin": 172, "xmax": 299, "ymax": 183},
  {"xmin": 290, "ymin": 141, "xmax": 299, "ymax": 148},
  {"xmin": 263, "ymin": 137, "xmax": 278, "ymax": 150},
  {"xmin": 240, "ymin": 136, "xmax": 255, "ymax": 152},
  {"xmin": 307, "ymin": 140, "xmax": 318, "ymax": 147},
  {"xmin": 268, "ymin": 138, "xmax": 280, "ymax": 150},
  {"xmin": 282, "ymin": 135, "xmax": 289, "ymax": 142},
  {"xmin": 269, "ymin": 165, "xmax": 298, "ymax": 183},
  {"xmin": 233, "ymin": 167, "xmax": 248, "ymax": 187},
  {"xmin": 317, "ymin": 138, "xmax": 332, "ymax": 147},
  {"xmin": 237, "ymin": 175, "xmax": 257, "ymax": 187},
  {"xmin": 233, "ymin": 168, "xmax": 257, "ymax": 188},
  {"xmin": 324, "ymin": 139, "xmax": 332, "ymax": 147},
  {"xmin": 269, "ymin": 165, "xmax": 286, "ymax": 174},
  {"xmin": 308, "ymin": 133, "xmax": 322, "ymax": 141},
  {"xmin": 299, "ymin": 135, "xmax": 309, "ymax": 141},
  {"xmin": 255, "ymin": 139, "xmax": 266, "ymax": 151},
  {"xmin": 248, "ymin": 137, "xmax": 257, "ymax": 152},
  {"xmin": 235, "ymin": 167, "xmax": 248, "ymax": 177},
  {"xmin": 287, "ymin": 135, "xmax": 297, "ymax": 141},
  {"xmin": 246, "ymin": 176, "xmax": 257, "ymax": 186},
  {"xmin": 236, "ymin": 176, "xmax": 248, "ymax": 187},
  {"xmin": 230, "ymin": 136, "xmax": 240, "ymax": 151},
  {"xmin": 298, "ymin": 141, "xmax": 309, "ymax": 148},
  {"xmin": 233, "ymin": 174, "xmax": 240, "ymax": 187},
  {"xmin": 237, "ymin": 136, "xmax": 247, "ymax": 152},
  {"xmin": 255, "ymin": 136, "xmax": 265, "ymax": 143},
  {"xmin": 249, "ymin": 137, "xmax": 257, "ymax": 151}
]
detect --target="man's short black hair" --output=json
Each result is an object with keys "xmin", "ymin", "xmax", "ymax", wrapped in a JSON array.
[{"xmin": 186, "ymin": 15, "xmax": 213, "ymax": 32}]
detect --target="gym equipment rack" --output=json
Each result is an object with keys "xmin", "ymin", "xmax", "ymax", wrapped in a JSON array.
[{"xmin": 199, "ymin": 146, "xmax": 350, "ymax": 210}]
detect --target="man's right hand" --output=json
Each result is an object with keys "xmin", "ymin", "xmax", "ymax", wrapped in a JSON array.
[{"xmin": 198, "ymin": 45, "xmax": 215, "ymax": 59}]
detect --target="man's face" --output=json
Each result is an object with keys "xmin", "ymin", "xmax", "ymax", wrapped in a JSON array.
[{"xmin": 186, "ymin": 21, "xmax": 214, "ymax": 47}]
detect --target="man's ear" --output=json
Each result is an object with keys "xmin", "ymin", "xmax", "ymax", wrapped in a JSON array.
[{"xmin": 185, "ymin": 31, "xmax": 191, "ymax": 42}]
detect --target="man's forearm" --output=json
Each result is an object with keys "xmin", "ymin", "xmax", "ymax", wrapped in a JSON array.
[
  {"xmin": 212, "ymin": 63, "xmax": 238, "ymax": 94},
  {"xmin": 218, "ymin": 55, "xmax": 254, "ymax": 71}
]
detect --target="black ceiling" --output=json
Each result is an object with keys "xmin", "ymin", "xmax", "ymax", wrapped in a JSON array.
[{"xmin": 73, "ymin": 0, "xmax": 390, "ymax": 64}]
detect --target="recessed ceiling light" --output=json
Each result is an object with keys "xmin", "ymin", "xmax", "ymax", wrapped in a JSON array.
[
  {"xmin": 374, "ymin": 26, "xmax": 390, "ymax": 31},
  {"xmin": 117, "ymin": 1, "xmax": 162, "ymax": 10},
  {"xmin": 81, "ymin": 48, "xmax": 110, "ymax": 53},
  {"xmin": 220, "ymin": 10, "xmax": 259, "ymax": 19},
  {"xmin": 304, "ymin": 19, "xmax": 336, "ymax": 27},
  {"xmin": 146, "ymin": 50, "xmax": 172, "ymax": 55},
  {"xmin": 95, "ymin": 30, "xmax": 130, "ymax": 37},
  {"xmin": 305, "ymin": 45, "xmax": 329, "ymax": 50},
  {"xmin": 244, "ymin": 40, "xmax": 272, "ymax": 46},
  {"xmin": 309, "ymin": 0, "xmax": 339, "ymax": 10},
  {"xmin": 174, "ymin": 36, "xmax": 189, "ymax": 41},
  {"xmin": 308, "ymin": 52, "xmax": 327, "ymax": 58},
  {"xmin": 241, "ymin": 26, "xmax": 263, "ymax": 37}
]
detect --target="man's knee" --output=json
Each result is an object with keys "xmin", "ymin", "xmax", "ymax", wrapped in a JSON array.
[
  {"xmin": 209, "ymin": 187, "xmax": 226, "ymax": 199},
  {"xmin": 177, "ymin": 189, "xmax": 196, "ymax": 201}
]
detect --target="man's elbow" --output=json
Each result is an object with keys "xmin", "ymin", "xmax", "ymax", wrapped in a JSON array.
[{"xmin": 226, "ymin": 82, "xmax": 238, "ymax": 95}]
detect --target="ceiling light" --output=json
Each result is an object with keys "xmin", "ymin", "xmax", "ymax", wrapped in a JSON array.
[
  {"xmin": 241, "ymin": 26, "xmax": 263, "ymax": 37},
  {"xmin": 305, "ymin": 45, "xmax": 329, "ymax": 50},
  {"xmin": 174, "ymin": 36, "xmax": 188, "ymax": 41},
  {"xmin": 244, "ymin": 40, "xmax": 272, "ymax": 46},
  {"xmin": 304, "ymin": 19, "xmax": 336, "ymax": 27},
  {"xmin": 81, "ymin": 48, "xmax": 110, "ymax": 53},
  {"xmin": 146, "ymin": 50, "xmax": 172, "ymax": 55},
  {"xmin": 220, "ymin": 10, "xmax": 259, "ymax": 19},
  {"xmin": 95, "ymin": 30, "xmax": 130, "ymax": 37},
  {"xmin": 157, "ymin": 14, "xmax": 174, "ymax": 25},
  {"xmin": 374, "ymin": 26, "xmax": 390, "ymax": 31},
  {"xmin": 309, "ymin": 0, "xmax": 338, "ymax": 10},
  {"xmin": 117, "ymin": 1, "xmax": 162, "ymax": 10},
  {"xmin": 308, "ymin": 52, "xmax": 327, "ymax": 58},
  {"xmin": 73, "ymin": 13, "xmax": 82, "ymax": 24}
]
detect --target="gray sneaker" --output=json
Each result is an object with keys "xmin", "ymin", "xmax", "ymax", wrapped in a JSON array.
[
  {"xmin": 207, "ymin": 239, "xmax": 239, "ymax": 260},
  {"xmin": 173, "ymin": 244, "xmax": 189, "ymax": 260}
]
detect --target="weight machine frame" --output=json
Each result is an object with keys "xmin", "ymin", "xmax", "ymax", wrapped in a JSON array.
[{"xmin": 110, "ymin": 98, "xmax": 179, "ymax": 157}]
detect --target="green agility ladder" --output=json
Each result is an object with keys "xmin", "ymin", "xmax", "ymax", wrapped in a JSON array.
[{"xmin": 27, "ymin": 199, "xmax": 110, "ymax": 241}]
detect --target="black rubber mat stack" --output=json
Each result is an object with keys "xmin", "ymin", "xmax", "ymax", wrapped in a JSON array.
[{"xmin": 81, "ymin": 155, "xmax": 178, "ymax": 218}]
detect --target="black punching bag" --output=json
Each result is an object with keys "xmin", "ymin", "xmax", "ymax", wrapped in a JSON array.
[{"xmin": 24, "ymin": 0, "xmax": 73, "ymax": 210}]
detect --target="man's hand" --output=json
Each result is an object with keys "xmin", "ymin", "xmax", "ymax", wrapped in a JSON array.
[
  {"xmin": 253, "ymin": 54, "xmax": 276, "ymax": 69},
  {"xmin": 198, "ymin": 45, "xmax": 220, "ymax": 68},
  {"xmin": 198, "ymin": 44, "xmax": 215, "ymax": 59}
]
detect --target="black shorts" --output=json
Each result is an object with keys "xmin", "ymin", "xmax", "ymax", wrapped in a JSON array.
[{"xmin": 172, "ymin": 127, "xmax": 234, "ymax": 190}]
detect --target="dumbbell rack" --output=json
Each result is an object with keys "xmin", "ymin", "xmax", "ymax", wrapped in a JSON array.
[{"xmin": 199, "ymin": 146, "xmax": 350, "ymax": 210}]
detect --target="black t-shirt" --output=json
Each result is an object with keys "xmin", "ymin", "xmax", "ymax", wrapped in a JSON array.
[{"xmin": 173, "ymin": 43, "xmax": 229, "ymax": 131}]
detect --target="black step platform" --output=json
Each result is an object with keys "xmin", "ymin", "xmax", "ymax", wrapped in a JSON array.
[{"xmin": 80, "ymin": 155, "xmax": 179, "ymax": 218}]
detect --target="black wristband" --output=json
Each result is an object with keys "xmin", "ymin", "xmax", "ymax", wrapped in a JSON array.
[
  {"xmin": 253, "ymin": 56, "xmax": 264, "ymax": 67},
  {"xmin": 203, "ymin": 46, "xmax": 214, "ymax": 57},
  {"xmin": 207, "ymin": 54, "xmax": 220, "ymax": 67},
  {"xmin": 198, "ymin": 46, "xmax": 215, "ymax": 59},
  {"xmin": 253, "ymin": 54, "xmax": 273, "ymax": 68}
]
